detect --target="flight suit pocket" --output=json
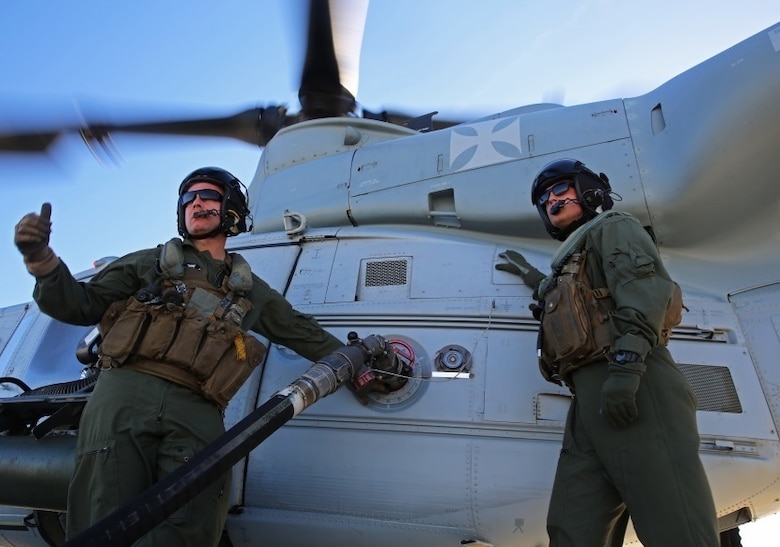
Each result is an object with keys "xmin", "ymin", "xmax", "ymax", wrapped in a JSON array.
[
  {"xmin": 71, "ymin": 439, "xmax": 120, "ymax": 519},
  {"xmin": 609, "ymin": 243, "xmax": 656, "ymax": 286},
  {"xmin": 158, "ymin": 444, "xmax": 197, "ymax": 524}
]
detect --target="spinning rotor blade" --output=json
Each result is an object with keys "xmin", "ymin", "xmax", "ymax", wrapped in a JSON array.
[
  {"xmin": 298, "ymin": 0, "xmax": 367, "ymax": 119},
  {"xmin": 0, "ymin": 0, "xmax": 369, "ymax": 156},
  {"xmin": 90, "ymin": 106, "xmax": 287, "ymax": 146},
  {"xmin": 0, "ymin": 0, "xmax": 463, "ymax": 158},
  {"xmin": 0, "ymin": 105, "xmax": 289, "ymax": 153},
  {"xmin": 0, "ymin": 133, "xmax": 60, "ymax": 154}
]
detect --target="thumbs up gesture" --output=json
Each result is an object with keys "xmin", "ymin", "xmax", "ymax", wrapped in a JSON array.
[
  {"xmin": 14, "ymin": 203, "xmax": 59, "ymax": 277},
  {"xmin": 15, "ymin": 203, "xmax": 52, "ymax": 255}
]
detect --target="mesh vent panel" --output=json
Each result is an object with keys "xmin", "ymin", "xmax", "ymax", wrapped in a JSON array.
[
  {"xmin": 365, "ymin": 260, "xmax": 408, "ymax": 287},
  {"xmin": 678, "ymin": 363, "xmax": 742, "ymax": 413}
]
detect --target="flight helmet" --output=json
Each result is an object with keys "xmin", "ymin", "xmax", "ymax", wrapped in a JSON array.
[
  {"xmin": 177, "ymin": 167, "xmax": 253, "ymax": 239},
  {"xmin": 531, "ymin": 158, "xmax": 613, "ymax": 240}
]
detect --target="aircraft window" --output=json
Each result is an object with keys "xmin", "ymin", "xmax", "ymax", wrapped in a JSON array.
[
  {"xmin": 0, "ymin": 304, "xmax": 27, "ymax": 356},
  {"xmin": 25, "ymin": 320, "xmax": 94, "ymax": 390}
]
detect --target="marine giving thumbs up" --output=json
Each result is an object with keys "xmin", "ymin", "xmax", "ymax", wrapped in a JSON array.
[{"xmin": 15, "ymin": 203, "xmax": 60, "ymax": 277}]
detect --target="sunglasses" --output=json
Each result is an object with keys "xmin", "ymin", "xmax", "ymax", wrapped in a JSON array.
[
  {"xmin": 538, "ymin": 181, "xmax": 573, "ymax": 205},
  {"xmin": 180, "ymin": 189, "xmax": 223, "ymax": 206}
]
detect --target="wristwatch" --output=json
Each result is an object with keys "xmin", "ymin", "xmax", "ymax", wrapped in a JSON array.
[{"xmin": 612, "ymin": 350, "xmax": 642, "ymax": 364}]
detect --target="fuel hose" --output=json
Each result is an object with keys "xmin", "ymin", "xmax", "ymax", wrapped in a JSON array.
[{"xmin": 63, "ymin": 337, "xmax": 386, "ymax": 547}]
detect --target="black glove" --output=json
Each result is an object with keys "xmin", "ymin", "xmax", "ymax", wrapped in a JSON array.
[
  {"xmin": 496, "ymin": 250, "xmax": 546, "ymax": 288},
  {"xmin": 538, "ymin": 359, "xmax": 562, "ymax": 386},
  {"xmin": 600, "ymin": 354, "xmax": 645, "ymax": 428},
  {"xmin": 14, "ymin": 203, "xmax": 59, "ymax": 277}
]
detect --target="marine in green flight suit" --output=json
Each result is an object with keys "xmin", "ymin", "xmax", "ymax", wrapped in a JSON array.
[
  {"xmin": 496, "ymin": 159, "xmax": 719, "ymax": 546},
  {"xmin": 15, "ymin": 167, "xmax": 343, "ymax": 546}
]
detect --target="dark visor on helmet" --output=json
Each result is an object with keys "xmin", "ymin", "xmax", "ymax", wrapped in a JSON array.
[
  {"xmin": 179, "ymin": 189, "xmax": 223, "ymax": 207},
  {"xmin": 537, "ymin": 180, "xmax": 573, "ymax": 206}
]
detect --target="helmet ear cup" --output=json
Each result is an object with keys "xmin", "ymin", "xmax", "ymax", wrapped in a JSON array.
[
  {"xmin": 583, "ymin": 188, "xmax": 604, "ymax": 207},
  {"xmin": 224, "ymin": 210, "xmax": 241, "ymax": 235},
  {"xmin": 581, "ymin": 187, "xmax": 613, "ymax": 211}
]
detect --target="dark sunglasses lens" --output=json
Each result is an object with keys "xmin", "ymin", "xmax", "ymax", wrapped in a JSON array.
[
  {"xmin": 539, "ymin": 181, "xmax": 572, "ymax": 205},
  {"xmin": 197, "ymin": 189, "xmax": 223, "ymax": 202},
  {"xmin": 181, "ymin": 189, "xmax": 223, "ymax": 205}
]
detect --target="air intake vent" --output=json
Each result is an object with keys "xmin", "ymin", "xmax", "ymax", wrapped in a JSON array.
[
  {"xmin": 365, "ymin": 259, "xmax": 408, "ymax": 287},
  {"xmin": 357, "ymin": 258, "xmax": 411, "ymax": 302},
  {"xmin": 678, "ymin": 364, "xmax": 742, "ymax": 413}
]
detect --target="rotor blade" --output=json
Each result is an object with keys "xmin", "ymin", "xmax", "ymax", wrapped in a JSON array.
[
  {"xmin": 0, "ymin": 105, "xmax": 293, "ymax": 154},
  {"xmin": 298, "ymin": 0, "xmax": 364, "ymax": 119},
  {"xmin": 85, "ymin": 106, "xmax": 287, "ymax": 147},
  {"xmin": 330, "ymin": 0, "xmax": 368, "ymax": 99},
  {"xmin": 0, "ymin": 133, "xmax": 60, "ymax": 153}
]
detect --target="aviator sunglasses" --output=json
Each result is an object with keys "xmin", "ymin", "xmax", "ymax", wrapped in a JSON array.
[
  {"xmin": 180, "ymin": 189, "xmax": 224, "ymax": 206},
  {"xmin": 537, "ymin": 180, "xmax": 573, "ymax": 206}
]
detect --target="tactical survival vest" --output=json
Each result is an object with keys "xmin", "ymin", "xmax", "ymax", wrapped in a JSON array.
[
  {"xmin": 538, "ymin": 250, "xmax": 614, "ymax": 384},
  {"xmin": 537, "ymin": 213, "xmax": 684, "ymax": 386},
  {"xmin": 97, "ymin": 238, "xmax": 267, "ymax": 408}
]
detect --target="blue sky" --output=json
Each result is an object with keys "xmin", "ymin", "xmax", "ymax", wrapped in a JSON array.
[{"xmin": 1, "ymin": 1, "xmax": 779, "ymax": 542}]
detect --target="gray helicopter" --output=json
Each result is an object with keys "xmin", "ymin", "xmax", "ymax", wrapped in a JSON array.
[{"xmin": 1, "ymin": 1, "xmax": 779, "ymax": 546}]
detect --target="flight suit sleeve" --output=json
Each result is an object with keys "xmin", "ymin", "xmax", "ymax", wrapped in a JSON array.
[
  {"xmin": 246, "ymin": 277, "xmax": 344, "ymax": 362},
  {"xmin": 588, "ymin": 215, "xmax": 673, "ymax": 358},
  {"xmin": 32, "ymin": 249, "xmax": 159, "ymax": 326}
]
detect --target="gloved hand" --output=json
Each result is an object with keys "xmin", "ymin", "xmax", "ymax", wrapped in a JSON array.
[
  {"xmin": 14, "ymin": 202, "xmax": 60, "ymax": 277},
  {"xmin": 538, "ymin": 359, "xmax": 562, "ymax": 386},
  {"xmin": 495, "ymin": 250, "xmax": 546, "ymax": 288},
  {"xmin": 600, "ymin": 358, "xmax": 645, "ymax": 428}
]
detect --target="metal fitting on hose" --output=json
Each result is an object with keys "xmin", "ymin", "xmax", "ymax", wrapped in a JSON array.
[{"xmin": 291, "ymin": 344, "xmax": 370, "ymax": 408}]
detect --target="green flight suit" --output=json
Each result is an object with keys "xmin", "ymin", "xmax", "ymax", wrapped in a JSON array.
[
  {"xmin": 531, "ymin": 213, "xmax": 719, "ymax": 546},
  {"xmin": 34, "ymin": 239, "xmax": 343, "ymax": 546}
]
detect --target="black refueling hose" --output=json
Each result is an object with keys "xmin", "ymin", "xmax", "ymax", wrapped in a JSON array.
[{"xmin": 64, "ymin": 333, "xmax": 399, "ymax": 547}]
